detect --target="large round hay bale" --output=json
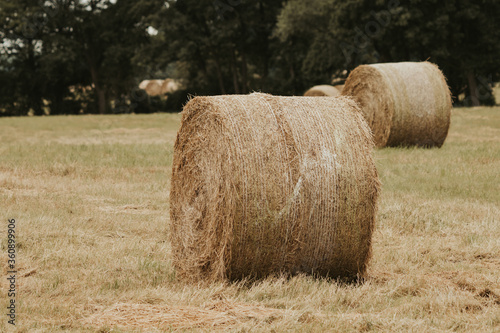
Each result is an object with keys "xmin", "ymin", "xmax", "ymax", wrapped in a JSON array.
[
  {"xmin": 342, "ymin": 61, "xmax": 452, "ymax": 147},
  {"xmin": 170, "ymin": 93, "xmax": 380, "ymax": 282},
  {"xmin": 304, "ymin": 85, "xmax": 341, "ymax": 97},
  {"xmin": 145, "ymin": 80, "xmax": 164, "ymax": 96}
]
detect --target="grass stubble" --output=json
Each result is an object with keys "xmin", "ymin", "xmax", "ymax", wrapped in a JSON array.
[{"xmin": 0, "ymin": 108, "xmax": 499, "ymax": 332}]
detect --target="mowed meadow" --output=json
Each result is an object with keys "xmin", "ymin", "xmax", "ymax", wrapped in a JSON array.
[{"xmin": 1, "ymin": 105, "xmax": 499, "ymax": 332}]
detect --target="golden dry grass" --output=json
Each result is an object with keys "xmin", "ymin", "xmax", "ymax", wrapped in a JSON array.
[{"xmin": 0, "ymin": 107, "xmax": 499, "ymax": 332}]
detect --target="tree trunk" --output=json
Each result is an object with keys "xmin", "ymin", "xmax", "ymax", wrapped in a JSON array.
[
  {"xmin": 231, "ymin": 49, "xmax": 240, "ymax": 94},
  {"xmin": 467, "ymin": 70, "xmax": 480, "ymax": 106},
  {"xmin": 214, "ymin": 58, "xmax": 226, "ymax": 94},
  {"xmin": 258, "ymin": 1, "xmax": 269, "ymax": 87},
  {"xmin": 89, "ymin": 63, "xmax": 107, "ymax": 114},
  {"xmin": 290, "ymin": 64, "xmax": 298, "ymax": 94},
  {"xmin": 96, "ymin": 87, "xmax": 107, "ymax": 114},
  {"xmin": 27, "ymin": 40, "xmax": 43, "ymax": 115},
  {"xmin": 241, "ymin": 52, "xmax": 248, "ymax": 94}
]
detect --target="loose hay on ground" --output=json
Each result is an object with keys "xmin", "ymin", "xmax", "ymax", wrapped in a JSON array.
[
  {"xmin": 342, "ymin": 61, "xmax": 452, "ymax": 148},
  {"xmin": 81, "ymin": 301, "xmax": 290, "ymax": 330},
  {"xmin": 170, "ymin": 93, "xmax": 380, "ymax": 282}
]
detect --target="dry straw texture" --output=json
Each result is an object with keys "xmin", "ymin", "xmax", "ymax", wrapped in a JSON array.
[
  {"xmin": 342, "ymin": 61, "xmax": 452, "ymax": 147},
  {"xmin": 304, "ymin": 85, "xmax": 341, "ymax": 97},
  {"xmin": 82, "ymin": 301, "xmax": 289, "ymax": 330},
  {"xmin": 170, "ymin": 93, "xmax": 380, "ymax": 282}
]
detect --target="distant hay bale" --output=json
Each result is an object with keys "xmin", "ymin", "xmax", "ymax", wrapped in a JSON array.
[
  {"xmin": 169, "ymin": 80, "xmax": 181, "ymax": 92},
  {"xmin": 161, "ymin": 79, "xmax": 182, "ymax": 95},
  {"xmin": 170, "ymin": 93, "xmax": 380, "ymax": 282},
  {"xmin": 161, "ymin": 79, "xmax": 172, "ymax": 95},
  {"xmin": 304, "ymin": 85, "xmax": 341, "ymax": 97},
  {"xmin": 342, "ymin": 61, "xmax": 452, "ymax": 147},
  {"xmin": 334, "ymin": 84, "xmax": 344, "ymax": 94},
  {"xmin": 138, "ymin": 80, "xmax": 150, "ymax": 90},
  {"xmin": 144, "ymin": 80, "xmax": 164, "ymax": 96}
]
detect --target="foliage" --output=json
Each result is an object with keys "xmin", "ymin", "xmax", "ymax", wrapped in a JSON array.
[
  {"xmin": 275, "ymin": 0, "xmax": 500, "ymax": 105},
  {"xmin": 0, "ymin": 0, "xmax": 162, "ymax": 115},
  {"xmin": 1, "ymin": 0, "xmax": 499, "ymax": 115},
  {"xmin": 143, "ymin": 0, "xmax": 289, "ymax": 95}
]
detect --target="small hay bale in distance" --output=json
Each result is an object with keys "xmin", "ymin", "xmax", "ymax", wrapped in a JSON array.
[
  {"xmin": 144, "ymin": 79, "xmax": 164, "ymax": 96},
  {"xmin": 342, "ymin": 61, "xmax": 452, "ymax": 148},
  {"xmin": 138, "ymin": 80, "xmax": 150, "ymax": 90},
  {"xmin": 334, "ymin": 84, "xmax": 344, "ymax": 94},
  {"xmin": 160, "ymin": 79, "xmax": 173, "ymax": 95},
  {"xmin": 170, "ymin": 93, "xmax": 380, "ymax": 282},
  {"xmin": 161, "ymin": 79, "xmax": 182, "ymax": 95},
  {"xmin": 304, "ymin": 85, "xmax": 341, "ymax": 97}
]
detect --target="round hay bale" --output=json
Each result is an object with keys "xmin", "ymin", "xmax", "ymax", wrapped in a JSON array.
[
  {"xmin": 304, "ymin": 85, "xmax": 341, "ymax": 97},
  {"xmin": 160, "ymin": 79, "xmax": 172, "ymax": 95},
  {"xmin": 334, "ymin": 84, "xmax": 344, "ymax": 94},
  {"xmin": 170, "ymin": 93, "xmax": 380, "ymax": 282},
  {"xmin": 342, "ymin": 61, "xmax": 452, "ymax": 147},
  {"xmin": 168, "ymin": 80, "xmax": 181, "ymax": 92},
  {"xmin": 139, "ymin": 80, "xmax": 150, "ymax": 90},
  {"xmin": 145, "ymin": 80, "xmax": 164, "ymax": 96},
  {"xmin": 161, "ymin": 79, "xmax": 182, "ymax": 95}
]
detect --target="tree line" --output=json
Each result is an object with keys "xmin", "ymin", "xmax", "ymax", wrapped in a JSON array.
[{"xmin": 0, "ymin": 0, "xmax": 499, "ymax": 116}]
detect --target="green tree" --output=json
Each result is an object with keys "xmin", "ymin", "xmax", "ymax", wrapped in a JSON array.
[
  {"xmin": 144, "ymin": 0, "xmax": 287, "ymax": 96},
  {"xmin": 0, "ymin": 0, "xmax": 48, "ymax": 115},
  {"xmin": 47, "ymin": 0, "xmax": 161, "ymax": 114},
  {"xmin": 0, "ymin": 0, "xmax": 162, "ymax": 115},
  {"xmin": 276, "ymin": 0, "xmax": 500, "ymax": 104}
]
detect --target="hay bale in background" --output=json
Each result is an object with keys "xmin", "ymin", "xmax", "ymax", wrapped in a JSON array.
[
  {"xmin": 342, "ymin": 61, "xmax": 452, "ymax": 147},
  {"xmin": 304, "ymin": 85, "xmax": 341, "ymax": 97},
  {"xmin": 144, "ymin": 80, "xmax": 164, "ymax": 96},
  {"xmin": 161, "ymin": 79, "xmax": 173, "ymax": 95},
  {"xmin": 161, "ymin": 79, "xmax": 182, "ymax": 95},
  {"xmin": 170, "ymin": 93, "xmax": 380, "ymax": 281},
  {"xmin": 334, "ymin": 84, "xmax": 344, "ymax": 94},
  {"xmin": 138, "ymin": 80, "xmax": 150, "ymax": 90}
]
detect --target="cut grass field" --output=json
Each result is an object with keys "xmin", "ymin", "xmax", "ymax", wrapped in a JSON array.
[{"xmin": 1, "ymin": 107, "xmax": 499, "ymax": 332}]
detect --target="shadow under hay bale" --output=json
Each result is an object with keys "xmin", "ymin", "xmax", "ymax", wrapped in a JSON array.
[
  {"xmin": 342, "ymin": 61, "xmax": 452, "ymax": 148},
  {"xmin": 170, "ymin": 93, "xmax": 380, "ymax": 282},
  {"xmin": 304, "ymin": 85, "xmax": 341, "ymax": 97}
]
